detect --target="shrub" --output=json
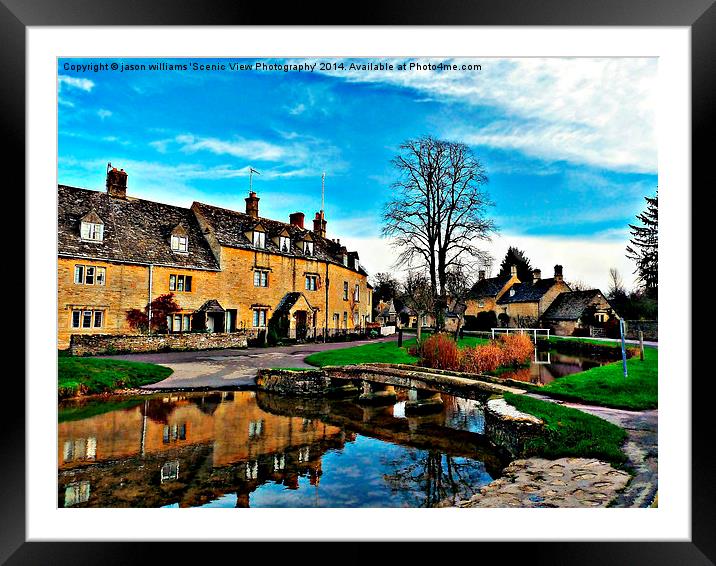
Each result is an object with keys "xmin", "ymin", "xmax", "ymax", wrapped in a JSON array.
[
  {"xmin": 459, "ymin": 343, "xmax": 503, "ymax": 373},
  {"xmin": 498, "ymin": 333, "xmax": 534, "ymax": 366},
  {"xmin": 418, "ymin": 333, "xmax": 460, "ymax": 370}
]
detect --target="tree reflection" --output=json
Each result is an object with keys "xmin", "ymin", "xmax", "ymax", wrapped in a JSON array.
[{"xmin": 383, "ymin": 450, "xmax": 482, "ymax": 507}]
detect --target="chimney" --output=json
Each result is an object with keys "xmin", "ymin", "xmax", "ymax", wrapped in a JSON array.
[
  {"xmin": 478, "ymin": 270, "xmax": 486, "ymax": 281},
  {"xmin": 313, "ymin": 211, "xmax": 327, "ymax": 238},
  {"xmin": 245, "ymin": 191, "xmax": 259, "ymax": 218},
  {"xmin": 289, "ymin": 212, "xmax": 305, "ymax": 228},
  {"xmin": 554, "ymin": 264, "xmax": 563, "ymax": 282},
  {"xmin": 532, "ymin": 269, "xmax": 541, "ymax": 285},
  {"xmin": 510, "ymin": 264, "xmax": 517, "ymax": 278},
  {"xmin": 106, "ymin": 167, "xmax": 128, "ymax": 199}
]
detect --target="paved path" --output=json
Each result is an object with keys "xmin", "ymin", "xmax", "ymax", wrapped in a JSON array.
[
  {"xmin": 527, "ymin": 393, "xmax": 658, "ymax": 507},
  {"xmin": 103, "ymin": 336, "xmax": 398, "ymax": 389}
]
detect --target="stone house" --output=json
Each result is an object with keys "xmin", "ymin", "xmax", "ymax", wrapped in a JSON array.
[
  {"xmin": 375, "ymin": 299, "xmax": 398, "ymax": 326},
  {"xmin": 57, "ymin": 167, "xmax": 372, "ymax": 348},
  {"xmin": 496, "ymin": 265, "xmax": 572, "ymax": 327},
  {"xmin": 541, "ymin": 289, "xmax": 617, "ymax": 336},
  {"xmin": 464, "ymin": 266, "xmax": 521, "ymax": 318}
]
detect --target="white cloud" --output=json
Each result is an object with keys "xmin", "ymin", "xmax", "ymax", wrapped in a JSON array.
[
  {"xmin": 97, "ymin": 109, "xmax": 112, "ymax": 120},
  {"xmin": 58, "ymin": 75, "xmax": 95, "ymax": 92},
  {"xmin": 318, "ymin": 58, "xmax": 657, "ymax": 173}
]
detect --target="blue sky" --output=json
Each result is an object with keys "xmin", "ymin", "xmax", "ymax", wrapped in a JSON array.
[{"xmin": 58, "ymin": 57, "xmax": 657, "ymax": 290}]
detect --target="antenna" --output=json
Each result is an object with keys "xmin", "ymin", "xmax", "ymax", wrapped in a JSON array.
[
  {"xmin": 249, "ymin": 167, "xmax": 260, "ymax": 193},
  {"xmin": 321, "ymin": 171, "xmax": 326, "ymax": 213}
]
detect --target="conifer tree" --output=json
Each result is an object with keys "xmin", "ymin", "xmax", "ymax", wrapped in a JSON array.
[
  {"xmin": 498, "ymin": 246, "xmax": 533, "ymax": 282},
  {"xmin": 626, "ymin": 191, "xmax": 658, "ymax": 298}
]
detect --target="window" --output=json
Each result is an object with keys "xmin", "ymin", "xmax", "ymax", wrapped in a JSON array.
[
  {"xmin": 71, "ymin": 309, "xmax": 104, "ymax": 329},
  {"xmin": 343, "ymin": 311, "xmax": 348, "ymax": 329},
  {"xmin": 182, "ymin": 314, "xmax": 190, "ymax": 331},
  {"xmin": 303, "ymin": 241, "xmax": 314, "ymax": 256},
  {"xmin": 253, "ymin": 270, "xmax": 268, "ymax": 287},
  {"xmin": 80, "ymin": 221, "xmax": 104, "ymax": 242},
  {"xmin": 343, "ymin": 254, "xmax": 348, "ymax": 266},
  {"xmin": 305, "ymin": 275, "xmax": 317, "ymax": 291},
  {"xmin": 353, "ymin": 311, "xmax": 359, "ymax": 327},
  {"xmin": 333, "ymin": 313, "xmax": 340, "ymax": 329},
  {"xmin": 252, "ymin": 308, "xmax": 267, "ymax": 328},
  {"xmin": 353, "ymin": 284, "xmax": 360, "ymax": 302},
  {"xmin": 355, "ymin": 258, "xmax": 360, "ymax": 271},
  {"xmin": 343, "ymin": 281, "xmax": 349, "ymax": 300},
  {"xmin": 279, "ymin": 236, "xmax": 291, "ymax": 253},
  {"xmin": 171, "ymin": 234, "xmax": 188, "ymax": 252},
  {"xmin": 169, "ymin": 274, "xmax": 192, "ymax": 292},
  {"xmin": 160, "ymin": 461, "xmax": 180, "ymax": 483},
  {"xmin": 253, "ymin": 230, "xmax": 266, "ymax": 248},
  {"xmin": 478, "ymin": 300, "xmax": 485, "ymax": 307},
  {"xmin": 73, "ymin": 265, "xmax": 106, "ymax": 285},
  {"xmin": 248, "ymin": 419, "xmax": 264, "ymax": 439}
]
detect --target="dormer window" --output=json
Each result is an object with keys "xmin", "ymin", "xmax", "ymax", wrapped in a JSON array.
[
  {"xmin": 279, "ymin": 236, "xmax": 291, "ymax": 253},
  {"xmin": 171, "ymin": 234, "xmax": 188, "ymax": 252},
  {"xmin": 303, "ymin": 241, "xmax": 314, "ymax": 256},
  {"xmin": 80, "ymin": 210, "xmax": 104, "ymax": 242},
  {"xmin": 343, "ymin": 254, "xmax": 348, "ymax": 267},
  {"xmin": 509, "ymin": 288, "xmax": 516, "ymax": 297},
  {"xmin": 354, "ymin": 258, "xmax": 360, "ymax": 271},
  {"xmin": 253, "ymin": 230, "xmax": 266, "ymax": 249}
]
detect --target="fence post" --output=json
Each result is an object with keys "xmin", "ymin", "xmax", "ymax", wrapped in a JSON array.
[
  {"xmin": 398, "ymin": 328, "xmax": 403, "ymax": 348},
  {"xmin": 619, "ymin": 319, "xmax": 628, "ymax": 378},
  {"xmin": 639, "ymin": 330, "xmax": 645, "ymax": 361}
]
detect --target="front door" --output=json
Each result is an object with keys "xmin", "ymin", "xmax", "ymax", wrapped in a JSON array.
[{"xmin": 295, "ymin": 311, "xmax": 307, "ymax": 340}]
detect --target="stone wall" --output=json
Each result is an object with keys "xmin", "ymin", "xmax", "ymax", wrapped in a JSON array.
[
  {"xmin": 255, "ymin": 369, "xmax": 333, "ymax": 396},
  {"xmin": 484, "ymin": 398, "xmax": 544, "ymax": 458},
  {"xmin": 624, "ymin": 320, "xmax": 658, "ymax": 341},
  {"xmin": 70, "ymin": 331, "xmax": 248, "ymax": 356}
]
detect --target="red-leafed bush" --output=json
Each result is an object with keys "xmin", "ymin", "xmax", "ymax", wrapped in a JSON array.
[
  {"xmin": 418, "ymin": 333, "xmax": 461, "ymax": 370},
  {"xmin": 459, "ymin": 343, "xmax": 504, "ymax": 373},
  {"xmin": 498, "ymin": 333, "xmax": 535, "ymax": 366}
]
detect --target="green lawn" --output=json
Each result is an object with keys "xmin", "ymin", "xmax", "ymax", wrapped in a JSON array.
[
  {"xmin": 539, "ymin": 346, "xmax": 657, "ymax": 410},
  {"xmin": 59, "ymin": 396, "xmax": 147, "ymax": 423},
  {"xmin": 58, "ymin": 356, "xmax": 173, "ymax": 399},
  {"xmin": 503, "ymin": 392, "xmax": 628, "ymax": 467},
  {"xmin": 304, "ymin": 335, "xmax": 488, "ymax": 368}
]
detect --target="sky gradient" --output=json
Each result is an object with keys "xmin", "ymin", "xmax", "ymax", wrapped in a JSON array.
[{"xmin": 58, "ymin": 57, "xmax": 658, "ymax": 291}]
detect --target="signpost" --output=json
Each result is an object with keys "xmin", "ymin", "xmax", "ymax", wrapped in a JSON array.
[{"xmin": 619, "ymin": 319, "xmax": 628, "ymax": 378}]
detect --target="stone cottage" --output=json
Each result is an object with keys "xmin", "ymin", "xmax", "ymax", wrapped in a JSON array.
[
  {"xmin": 541, "ymin": 289, "xmax": 617, "ymax": 335},
  {"xmin": 496, "ymin": 265, "xmax": 572, "ymax": 327},
  {"xmin": 57, "ymin": 166, "xmax": 372, "ymax": 348}
]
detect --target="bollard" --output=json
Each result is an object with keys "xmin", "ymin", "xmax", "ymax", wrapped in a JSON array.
[
  {"xmin": 397, "ymin": 328, "xmax": 403, "ymax": 347},
  {"xmin": 639, "ymin": 330, "xmax": 645, "ymax": 361}
]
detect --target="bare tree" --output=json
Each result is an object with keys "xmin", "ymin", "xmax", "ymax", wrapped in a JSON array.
[
  {"xmin": 401, "ymin": 270, "xmax": 435, "ymax": 343},
  {"xmin": 445, "ymin": 260, "xmax": 475, "ymax": 341},
  {"xmin": 566, "ymin": 279, "xmax": 590, "ymax": 291},
  {"xmin": 607, "ymin": 267, "xmax": 626, "ymax": 300},
  {"xmin": 383, "ymin": 136, "xmax": 496, "ymax": 326}
]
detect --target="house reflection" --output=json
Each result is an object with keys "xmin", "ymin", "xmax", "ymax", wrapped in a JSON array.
[{"xmin": 58, "ymin": 391, "xmax": 345, "ymax": 508}]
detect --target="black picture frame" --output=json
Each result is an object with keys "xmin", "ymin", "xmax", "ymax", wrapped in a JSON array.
[{"xmin": 6, "ymin": 0, "xmax": 711, "ymax": 562}]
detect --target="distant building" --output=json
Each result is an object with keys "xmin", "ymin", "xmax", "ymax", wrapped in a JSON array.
[
  {"xmin": 541, "ymin": 289, "xmax": 617, "ymax": 336},
  {"xmin": 57, "ymin": 166, "xmax": 372, "ymax": 348}
]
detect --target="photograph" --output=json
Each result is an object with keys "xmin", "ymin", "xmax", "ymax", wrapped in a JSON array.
[{"xmin": 56, "ymin": 55, "xmax": 660, "ymax": 510}]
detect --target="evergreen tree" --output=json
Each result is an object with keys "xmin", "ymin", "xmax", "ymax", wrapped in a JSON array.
[
  {"xmin": 626, "ymin": 191, "xmax": 658, "ymax": 298},
  {"xmin": 498, "ymin": 246, "xmax": 533, "ymax": 282}
]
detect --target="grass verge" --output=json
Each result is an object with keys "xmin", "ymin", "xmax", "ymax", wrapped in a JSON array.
[
  {"xmin": 58, "ymin": 356, "xmax": 173, "ymax": 399},
  {"xmin": 304, "ymin": 335, "xmax": 488, "ymax": 367},
  {"xmin": 539, "ymin": 346, "xmax": 657, "ymax": 410},
  {"xmin": 503, "ymin": 392, "xmax": 628, "ymax": 467}
]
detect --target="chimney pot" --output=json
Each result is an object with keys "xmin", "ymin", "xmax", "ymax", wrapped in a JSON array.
[
  {"xmin": 106, "ymin": 166, "xmax": 128, "ymax": 199},
  {"xmin": 532, "ymin": 269, "xmax": 541, "ymax": 284},
  {"xmin": 245, "ymin": 191, "xmax": 260, "ymax": 218},
  {"xmin": 313, "ymin": 211, "xmax": 326, "ymax": 238},
  {"xmin": 554, "ymin": 264, "xmax": 563, "ymax": 281},
  {"xmin": 510, "ymin": 264, "xmax": 517, "ymax": 278},
  {"xmin": 289, "ymin": 212, "xmax": 305, "ymax": 228}
]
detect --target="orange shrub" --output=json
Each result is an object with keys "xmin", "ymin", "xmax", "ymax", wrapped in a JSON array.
[
  {"xmin": 418, "ymin": 333, "xmax": 461, "ymax": 370},
  {"xmin": 498, "ymin": 334, "xmax": 534, "ymax": 366},
  {"xmin": 459, "ymin": 343, "xmax": 504, "ymax": 373}
]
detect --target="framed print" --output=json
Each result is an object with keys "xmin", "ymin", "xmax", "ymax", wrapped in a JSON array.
[{"xmin": 6, "ymin": 0, "xmax": 713, "ymax": 562}]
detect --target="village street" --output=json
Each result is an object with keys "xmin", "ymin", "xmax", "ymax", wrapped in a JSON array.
[{"xmin": 103, "ymin": 335, "xmax": 399, "ymax": 389}]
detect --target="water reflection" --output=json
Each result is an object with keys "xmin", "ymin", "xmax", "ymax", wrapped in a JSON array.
[
  {"xmin": 498, "ymin": 350, "xmax": 611, "ymax": 385},
  {"xmin": 58, "ymin": 390, "xmax": 507, "ymax": 508}
]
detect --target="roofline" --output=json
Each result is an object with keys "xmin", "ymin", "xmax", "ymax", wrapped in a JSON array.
[{"xmin": 57, "ymin": 253, "xmax": 221, "ymax": 272}]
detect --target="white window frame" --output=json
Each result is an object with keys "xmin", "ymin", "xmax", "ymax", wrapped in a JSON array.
[
  {"xmin": 72, "ymin": 309, "xmax": 104, "ymax": 329},
  {"xmin": 171, "ymin": 234, "xmax": 188, "ymax": 252},
  {"xmin": 253, "ymin": 270, "xmax": 268, "ymax": 287},
  {"xmin": 305, "ymin": 275, "xmax": 317, "ymax": 291},
  {"xmin": 304, "ymin": 241, "xmax": 314, "ymax": 256},
  {"xmin": 253, "ymin": 230, "xmax": 266, "ymax": 249},
  {"xmin": 353, "ymin": 284, "xmax": 360, "ymax": 302},
  {"xmin": 80, "ymin": 222, "xmax": 104, "ymax": 242},
  {"xmin": 252, "ymin": 308, "xmax": 267, "ymax": 328},
  {"xmin": 279, "ymin": 236, "xmax": 291, "ymax": 253},
  {"xmin": 74, "ymin": 265, "xmax": 106, "ymax": 286}
]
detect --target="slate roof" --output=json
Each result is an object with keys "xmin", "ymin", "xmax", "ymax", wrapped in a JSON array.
[
  {"xmin": 469, "ymin": 274, "xmax": 513, "ymax": 298},
  {"xmin": 58, "ymin": 185, "xmax": 220, "ymax": 270},
  {"xmin": 542, "ymin": 290, "xmax": 610, "ymax": 321},
  {"xmin": 274, "ymin": 292, "xmax": 302, "ymax": 316},
  {"xmin": 197, "ymin": 299, "xmax": 225, "ymax": 312},
  {"xmin": 497, "ymin": 278, "xmax": 564, "ymax": 304},
  {"xmin": 192, "ymin": 201, "xmax": 368, "ymax": 276}
]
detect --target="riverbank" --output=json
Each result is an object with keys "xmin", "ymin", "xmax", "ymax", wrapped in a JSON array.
[{"xmin": 58, "ymin": 353, "xmax": 173, "ymax": 399}]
